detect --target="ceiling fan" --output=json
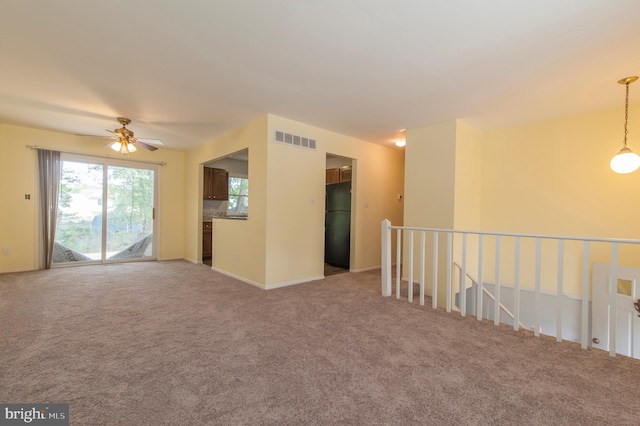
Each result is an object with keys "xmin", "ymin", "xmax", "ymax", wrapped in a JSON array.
[{"xmin": 104, "ymin": 117, "xmax": 161, "ymax": 154}]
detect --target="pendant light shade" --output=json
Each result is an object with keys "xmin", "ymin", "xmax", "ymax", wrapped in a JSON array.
[
  {"xmin": 110, "ymin": 139, "xmax": 137, "ymax": 154},
  {"xmin": 611, "ymin": 76, "xmax": 639, "ymax": 173},
  {"xmin": 610, "ymin": 146, "xmax": 640, "ymax": 174}
]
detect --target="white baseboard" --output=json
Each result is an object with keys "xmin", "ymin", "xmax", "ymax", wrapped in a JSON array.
[
  {"xmin": 265, "ymin": 276, "xmax": 325, "ymax": 290},
  {"xmin": 349, "ymin": 265, "xmax": 381, "ymax": 273},
  {"xmin": 210, "ymin": 266, "xmax": 265, "ymax": 289}
]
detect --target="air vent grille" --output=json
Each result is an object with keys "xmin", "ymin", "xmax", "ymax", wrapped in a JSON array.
[{"xmin": 274, "ymin": 129, "xmax": 316, "ymax": 151}]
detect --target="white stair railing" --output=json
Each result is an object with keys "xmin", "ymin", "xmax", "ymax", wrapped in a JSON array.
[
  {"xmin": 380, "ymin": 219, "xmax": 640, "ymax": 357},
  {"xmin": 454, "ymin": 262, "xmax": 528, "ymax": 330}
]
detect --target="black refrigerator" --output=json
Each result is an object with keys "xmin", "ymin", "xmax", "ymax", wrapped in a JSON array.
[{"xmin": 325, "ymin": 181, "xmax": 351, "ymax": 268}]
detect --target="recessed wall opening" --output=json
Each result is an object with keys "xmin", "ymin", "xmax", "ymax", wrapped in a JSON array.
[
  {"xmin": 201, "ymin": 148, "xmax": 249, "ymax": 265},
  {"xmin": 325, "ymin": 154, "xmax": 354, "ymax": 276}
]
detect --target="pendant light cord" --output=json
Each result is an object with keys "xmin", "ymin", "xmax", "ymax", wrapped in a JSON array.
[{"xmin": 624, "ymin": 82, "xmax": 630, "ymax": 147}]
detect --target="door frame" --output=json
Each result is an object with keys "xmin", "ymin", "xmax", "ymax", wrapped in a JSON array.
[
  {"xmin": 324, "ymin": 154, "xmax": 356, "ymax": 273},
  {"xmin": 592, "ymin": 262, "xmax": 640, "ymax": 358},
  {"xmin": 55, "ymin": 153, "xmax": 160, "ymax": 264}
]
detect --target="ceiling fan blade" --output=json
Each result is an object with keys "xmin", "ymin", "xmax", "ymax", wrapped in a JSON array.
[
  {"xmin": 104, "ymin": 141, "xmax": 117, "ymax": 148},
  {"xmin": 133, "ymin": 141, "xmax": 159, "ymax": 151},
  {"xmin": 74, "ymin": 134, "xmax": 112, "ymax": 139},
  {"xmin": 135, "ymin": 137, "xmax": 164, "ymax": 145}
]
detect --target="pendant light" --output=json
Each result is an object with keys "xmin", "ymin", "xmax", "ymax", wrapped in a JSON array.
[{"xmin": 610, "ymin": 76, "xmax": 640, "ymax": 174}]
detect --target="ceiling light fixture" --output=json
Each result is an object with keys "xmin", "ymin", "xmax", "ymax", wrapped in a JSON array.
[
  {"xmin": 610, "ymin": 76, "xmax": 640, "ymax": 174},
  {"xmin": 395, "ymin": 139, "xmax": 406, "ymax": 147},
  {"xmin": 111, "ymin": 139, "xmax": 137, "ymax": 154}
]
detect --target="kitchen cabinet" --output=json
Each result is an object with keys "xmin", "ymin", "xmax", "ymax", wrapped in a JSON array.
[
  {"xmin": 340, "ymin": 167, "xmax": 351, "ymax": 182},
  {"xmin": 202, "ymin": 221, "xmax": 212, "ymax": 259},
  {"xmin": 326, "ymin": 166, "xmax": 351, "ymax": 184},
  {"xmin": 204, "ymin": 167, "xmax": 229, "ymax": 200},
  {"xmin": 326, "ymin": 168, "xmax": 340, "ymax": 184}
]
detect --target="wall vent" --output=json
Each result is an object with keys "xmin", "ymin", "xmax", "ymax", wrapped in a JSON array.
[{"xmin": 274, "ymin": 129, "xmax": 316, "ymax": 151}]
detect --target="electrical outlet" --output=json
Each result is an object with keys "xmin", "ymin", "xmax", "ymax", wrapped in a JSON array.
[
  {"xmin": 3, "ymin": 247, "xmax": 11, "ymax": 256},
  {"xmin": 235, "ymin": 252, "xmax": 240, "ymax": 261}
]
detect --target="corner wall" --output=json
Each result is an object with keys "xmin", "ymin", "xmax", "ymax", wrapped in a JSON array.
[
  {"xmin": 403, "ymin": 119, "xmax": 484, "ymax": 303},
  {"xmin": 265, "ymin": 115, "xmax": 405, "ymax": 287},
  {"xmin": 184, "ymin": 116, "xmax": 268, "ymax": 285}
]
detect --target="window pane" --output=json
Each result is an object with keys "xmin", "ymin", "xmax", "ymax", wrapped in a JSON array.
[
  {"xmin": 228, "ymin": 177, "xmax": 248, "ymax": 214},
  {"xmin": 617, "ymin": 278, "xmax": 633, "ymax": 297},
  {"xmin": 106, "ymin": 166, "xmax": 154, "ymax": 259},
  {"xmin": 54, "ymin": 161, "xmax": 103, "ymax": 263},
  {"xmin": 53, "ymin": 158, "xmax": 156, "ymax": 265}
]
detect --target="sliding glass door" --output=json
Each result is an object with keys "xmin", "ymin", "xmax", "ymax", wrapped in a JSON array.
[{"xmin": 53, "ymin": 155, "xmax": 157, "ymax": 264}]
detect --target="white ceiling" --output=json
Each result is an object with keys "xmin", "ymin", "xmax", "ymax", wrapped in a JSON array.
[{"xmin": 1, "ymin": 1, "xmax": 639, "ymax": 151}]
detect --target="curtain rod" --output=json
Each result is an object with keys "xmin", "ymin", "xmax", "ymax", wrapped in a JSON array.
[{"xmin": 26, "ymin": 145, "xmax": 167, "ymax": 166}]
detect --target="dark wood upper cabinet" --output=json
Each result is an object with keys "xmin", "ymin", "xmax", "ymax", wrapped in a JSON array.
[
  {"xmin": 326, "ymin": 168, "xmax": 340, "ymax": 184},
  {"xmin": 339, "ymin": 167, "xmax": 351, "ymax": 182},
  {"xmin": 204, "ymin": 167, "xmax": 229, "ymax": 200},
  {"xmin": 326, "ymin": 166, "xmax": 351, "ymax": 184}
]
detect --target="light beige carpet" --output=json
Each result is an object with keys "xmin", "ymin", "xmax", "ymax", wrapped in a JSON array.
[{"xmin": 1, "ymin": 260, "xmax": 639, "ymax": 425}]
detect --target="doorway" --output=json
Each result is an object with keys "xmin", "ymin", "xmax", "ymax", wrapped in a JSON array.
[
  {"xmin": 53, "ymin": 154, "xmax": 157, "ymax": 264},
  {"xmin": 325, "ymin": 154, "xmax": 353, "ymax": 276},
  {"xmin": 592, "ymin": 262, "xmax": 640, "ymax": 358}
]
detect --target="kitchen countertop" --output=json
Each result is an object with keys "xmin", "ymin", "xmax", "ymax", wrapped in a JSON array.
[{"xmin": 204, "ymin": 216, "xmax": 248, "ymax": 221}]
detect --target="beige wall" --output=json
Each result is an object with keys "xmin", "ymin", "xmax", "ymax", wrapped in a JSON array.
[
  {"xmin": 402, "ymin": 107, "xmax": 640, "ymax": 298},
  {"xmin": 2, "ymin": 114, "xmax": 404, "ymax": 288},
  {"xmin": 403, "ymin": 119, "xmax": 483, "ymax": 303},
  {"xmin": 482, "ymin": 106, "xmax": 640, "ymax": 238},
  {"xmin": 481, "ymin": 106, "xmax": 640, "ymax": 295},
  {"xmin": 454, "ymin": 120, "xmax": 483, "ymax": 230},
  {"xmin": 0, "ymin": 123, "xmax": 185, "ymax": 273},
  {"xmin": 266, "ymin": 115, "xmax": 405, "ymax": 287},
  {"xmin": 184, "ymin": 116, "xmax": 268, "ymax": 285},
  {"xmin": 404, "ymin": 120, "xmax": 457, "ymax": 229}
]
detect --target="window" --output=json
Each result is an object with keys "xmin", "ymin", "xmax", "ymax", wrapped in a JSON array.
[
  {"xmin": 53, "ymin": 155, "xmax": 157, "ymax": 264},
  {"xmin": 227, "ymin": 176, "xmax": 248, "ymax": 215}
]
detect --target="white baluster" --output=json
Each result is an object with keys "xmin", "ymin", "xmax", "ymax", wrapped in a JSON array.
[
  {"xmin": 610, "ymin": 243, "xmax": 618, "ymax": 357},
  {"xmin": 556, "ymin": 239, "xmax": 564, "ymax": 342},
  {"xmin": 494, "ymin": 236, "xmax": 501, "ymax": 326},
  {"xmin": 419, "ymin": 231, "xmax": 425, "ymax": 306},
  {"xmin": 396, "ymin": 229, "xmax": 401, "ymax": 299},
  {"xmin": 461, "ymin": 233, "xmax": 467, "ymax": 317},
  {"xmin": 408, "ymin": 230, "xmax": 414, "ymax": 303},
  {"xmin": 477, "ymin": 235, "xmax": 484, "ymax": 321},
  {"xmin": 514, "ymin": 236, "xmax": 520, "ymax": 331},
  {"xmin": 381, "ymin": 219, "xmax": 391, "ymax": 297},
  {"xmin": 432, "ymin": 232, "xmax": 439, "ymax": 310},
  {"xmin": 581, "ymin": 241, "xmax": 590, "ymax": 350},
  {"xmin": 534, "ymin": 238, "xmax": 541, "ymax": 337},
  {"xmin": 446, "ymin": 233, "xmax": 452, "ymax": 313}
]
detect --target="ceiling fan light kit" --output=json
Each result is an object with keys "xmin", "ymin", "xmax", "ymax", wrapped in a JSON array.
[
  {"xmin": 104, "ymin": 117, "xmax": 159, "ymax": 154},
  {"xmin": 110, "ymin": 140, "xmax": 137, "ymax": 154},
  {"xmin": 610, "ymin": 76, "xmax": 640, "ymax": 174}
]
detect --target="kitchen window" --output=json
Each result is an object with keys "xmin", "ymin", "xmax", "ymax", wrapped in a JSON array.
[{"xmin": 227, "ymin": 176, "xmax": 248, "ymax": 215}]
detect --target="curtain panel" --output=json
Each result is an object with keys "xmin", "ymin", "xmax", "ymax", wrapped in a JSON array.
[{"xmin": 38, "ymin": 149, "xmax": 61, "ymax": 269}]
